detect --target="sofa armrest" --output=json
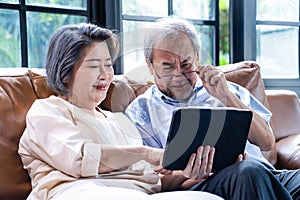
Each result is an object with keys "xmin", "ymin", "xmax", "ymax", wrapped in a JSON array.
[
  {"xmin": 276, "ymin": 134, "xmax": 300, "ymax": 169},
  {"xmin": 266, "ymin": 90, "xmax": 300, "ymax": 140},
  {"xmin": 276, "ymin": 133, "xmax": 300, "ymax": 169},
  {"xmin": 266, "ymin": 89, "xmax": 300, "ymax": 169}
]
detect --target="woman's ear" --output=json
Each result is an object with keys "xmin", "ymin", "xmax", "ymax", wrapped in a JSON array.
[
  {"xmin": 146, "ymin": 58, "xmax": 154, "ymax": 75},
  {"xmin": 62, "ymin": 77, "xmax": 69, "ymax": 84}
]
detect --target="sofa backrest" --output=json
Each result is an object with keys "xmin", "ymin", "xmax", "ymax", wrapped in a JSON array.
[
  {"xmin": 220, "ymin": 61, "xmax": 269, "ymax": 109},
  {"xmin": 0, "ymin": 69, "xmax": 54, "ymax": 200},
  {"xmin": 0, "ymin": 62, "xmax": 268, "ymax": 199},
  {"xmin": 101, "ymin": 61, "xmax": 270, "ymax": 112}
]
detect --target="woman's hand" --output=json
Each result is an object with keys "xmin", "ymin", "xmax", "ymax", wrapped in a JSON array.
[
  {"xmin": 154, "ymin": 165, "xmax": 173, "ymax": 175},
  {"xmin": 145, "ymin": 146, "xmax": 164, "ymax": 166},
  {"xmin": 147, "ymin": 147, "xmax": 173, "ymax": 175},
  {"xmin": 182, "ymin": 146, "xmax": 215, "ymax": 181},
  {"xmin": 99, "ymin": 145, "xmax": 165, "ymax": 174}
]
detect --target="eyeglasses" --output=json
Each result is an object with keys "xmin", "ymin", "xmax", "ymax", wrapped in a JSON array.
[{"xmin": 152, "ymin": 63, "xmax": 199, "ymax": 79}]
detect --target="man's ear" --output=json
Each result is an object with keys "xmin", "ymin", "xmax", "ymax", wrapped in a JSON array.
[{"xmin": 146, "ymin": 58, "xmax": 154, "ymax": 75}]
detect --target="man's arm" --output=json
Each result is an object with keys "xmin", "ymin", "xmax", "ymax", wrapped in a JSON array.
[
  {"xmin": 219, "ymin": 91, "xmax": 277, "ymax": 164},
  {"xmin": 197, "ymin": 65, "xmax": 277, "ymax": 164},
  {"xmin": 125, "ymin": 98, "xmax": 165, "ymax": 148}
]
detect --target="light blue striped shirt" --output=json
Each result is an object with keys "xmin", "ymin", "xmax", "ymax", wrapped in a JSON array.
[{"xmin": 125, "ymin": 79, "xmax": 274, "ymax": 169}]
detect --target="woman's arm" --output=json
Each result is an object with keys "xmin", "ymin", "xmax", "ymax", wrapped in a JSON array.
[
  {"xmin": 24, "ymin": 99, "xmax": 165, "ymax": 177},
  {"xmin": 99, "ymin": 145, "xmax": 163, "ymax": 173}
]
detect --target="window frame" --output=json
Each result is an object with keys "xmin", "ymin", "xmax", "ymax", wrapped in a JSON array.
[
  {"xmin": 4, "ymin": 0, "xmax": 298, "ymax": 95},
  {"xmin": 230, "ymin": 0, "xmax": 300, "ymax": 96},
  {"xmin": 0, "ymin": 0, "xmax": 106, "ymax": 68},
  {"xmin": 105, "ymin": 0, "xmax": 221, "ymax": 74}
]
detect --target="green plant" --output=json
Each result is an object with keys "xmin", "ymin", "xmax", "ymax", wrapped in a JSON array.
[{"xmin": 219, "ymin": 0, "xmax": 229, "ymax": 66}]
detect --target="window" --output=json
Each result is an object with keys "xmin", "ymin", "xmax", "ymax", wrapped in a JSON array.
[
  {"xmin": 256, "ymin": 0, "xmax": 299, "ymax": 79},
  {"xmin": 230, "ymin": 0, "xmax": 300, "ymax": 96},
  {"xmin": 116, "ymin": 0, "xmax": 227, "ymax": 75},
  {"xmin": 0, "ymin": 0, "xmax": 88, "ymax": 68}
]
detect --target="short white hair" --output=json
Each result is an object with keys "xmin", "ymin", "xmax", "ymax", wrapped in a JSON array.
[{"xmin": 144, "ymin": 17, "xmax": 201, "ymax": 62}]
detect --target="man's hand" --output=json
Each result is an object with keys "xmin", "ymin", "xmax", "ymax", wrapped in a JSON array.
[
  {"xmin": 236, "ymin": 152, "xmax": 248, "ymax": 162},
  {"xmin": 197, "ymin": 65, "xmax": 229, "ymax": 103},
  {"xmin": 182, "ymin": 146, "xmax": 215, "ymax": 181}
]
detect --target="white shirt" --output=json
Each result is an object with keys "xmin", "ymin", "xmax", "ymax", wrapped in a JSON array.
[{"xmin": 19, "ymin": 96, "xmax": 161, "ymax": 200}]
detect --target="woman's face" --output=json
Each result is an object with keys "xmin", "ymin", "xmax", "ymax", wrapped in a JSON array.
[{"xmin": 68, "ymin": 41, "xmax": 114, "ymax": 110}]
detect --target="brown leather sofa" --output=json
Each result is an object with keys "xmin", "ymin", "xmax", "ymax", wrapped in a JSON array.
[{"xmin": 0, "ymin": 61, "xmax": 299, "ymax": 200}]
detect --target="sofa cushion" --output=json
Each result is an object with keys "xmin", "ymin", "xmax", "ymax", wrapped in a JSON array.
[
  {"xmin": 100, "ymin": 79, "xmax": 137, "ymax": 112},
  {"xmin": 220, "ymin": 61, "xmax": 270, "ymax": 109},
  {"xmin": 28, "ymin": 70, "xmax": 56, "ymax": 98},
  {"xmin": 100, "ymin": 73, "xmax": 154, "ymax": 112}
]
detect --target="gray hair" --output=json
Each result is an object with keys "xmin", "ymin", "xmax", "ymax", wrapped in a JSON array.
[
  {"xmin": 144, "ymin": 17, "xmax": 201, "ymax": 62},
  {"xmin": 45, "ymin": 23, "xmax": 120, "ymax": 95}
]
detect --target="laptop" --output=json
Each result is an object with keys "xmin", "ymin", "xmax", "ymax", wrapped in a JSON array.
[{"xmin": 162, "ymin": 107, "xmax": 253, "ymax": 172}]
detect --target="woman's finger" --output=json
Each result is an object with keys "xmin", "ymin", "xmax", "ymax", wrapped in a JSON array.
[{"xmin": 154, "ymin": 166, "xmax": 173, "ymax": 175}]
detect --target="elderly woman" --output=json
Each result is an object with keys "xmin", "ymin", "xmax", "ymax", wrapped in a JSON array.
[{"xmin": 18, "ymin": 23, "xmax": 223, "ymax": 200}]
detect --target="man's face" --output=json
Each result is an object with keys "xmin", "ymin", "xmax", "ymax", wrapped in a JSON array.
[{"xmin": 148, "ymin": 36, "xmax": 199, "ymax": 101}]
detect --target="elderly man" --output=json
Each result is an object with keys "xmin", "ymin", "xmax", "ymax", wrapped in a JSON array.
[{"xmin": 125, "ymin": 17, "xmax": 300, "ymax": 199}]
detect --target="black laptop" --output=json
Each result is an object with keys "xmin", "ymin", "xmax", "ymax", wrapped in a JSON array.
[{"xmin": 162, "ymin": 107, "xmax": 253, "ymax": 171}]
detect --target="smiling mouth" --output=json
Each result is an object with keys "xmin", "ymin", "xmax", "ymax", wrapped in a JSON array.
[{"xmin": 94, "ymin": 85, "xmax": 108, "ymax": 91}]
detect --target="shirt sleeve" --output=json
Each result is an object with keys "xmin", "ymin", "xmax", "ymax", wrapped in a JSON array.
[
  {"xmin": 23, "ymin": 99, "xmax": 101, "ymax": 178},
  {"xmin": 125, "ymin": 98, "xmax": 164, "ymax": 148},
  {"xmin": 228, "ymin": 82, "xmax": 272, "ymax": 124}
]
